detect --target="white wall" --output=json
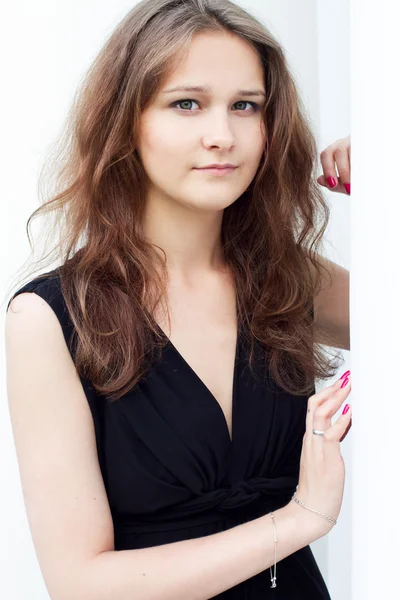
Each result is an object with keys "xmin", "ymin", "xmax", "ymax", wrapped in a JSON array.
[
  {"xmin": 351, "ymin": 1, "xmax": 400, "ymax": 597},
  {"xmin": 0, "ymin": 1, "xmax": 350, "ymax": 598}
]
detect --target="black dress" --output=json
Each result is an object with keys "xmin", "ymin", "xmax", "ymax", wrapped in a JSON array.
[{"xmin": 7, "ymin": 270, "xmax": 331, "ymax": 599}]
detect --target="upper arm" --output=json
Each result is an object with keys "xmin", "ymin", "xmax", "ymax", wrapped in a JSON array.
[
  {"xmin": 311, "ymin": 254, "xmax": 350, "ymax": 351},
  {"xmin": 5, "ymin": 292, "xmax": 114, "ymax": 600}
]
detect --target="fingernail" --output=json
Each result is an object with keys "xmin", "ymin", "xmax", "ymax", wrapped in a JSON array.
[
  {"xmin": 342, "ymin": 403, "xmax": 350, "ymax": 415},
  {"xmin": 340, "ymin": 377, "xmax": 349, "ymax": 389},
  {"xmin": 340, "ymin": 370, "xmax": 350, "ymax": 380},
  {"xmin": 344, "ymin": 183, "xmax": 351, "ymax": 194},
  {"xmin": 327, "ymin": 177, "xmax": 337, "ymax": 188}
]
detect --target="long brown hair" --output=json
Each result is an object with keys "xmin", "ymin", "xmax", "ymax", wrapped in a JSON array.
[{"xmin": 5, "ymin": 0, "xmax": 343, "ymax": 401}]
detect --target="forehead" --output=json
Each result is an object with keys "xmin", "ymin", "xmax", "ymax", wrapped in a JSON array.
[{"xmin": 162, "ymin": 31, "xmax": 265, "ymax": 91}]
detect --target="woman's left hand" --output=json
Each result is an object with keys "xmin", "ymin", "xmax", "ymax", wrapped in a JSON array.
[{"xmin": 317, "ymin": 135, "xmax": 351, "ymax": 195}]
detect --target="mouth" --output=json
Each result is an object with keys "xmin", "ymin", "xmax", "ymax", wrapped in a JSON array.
[{"xmin": 193, "ymin": 166, "xmax": 238, "ymax": 176}]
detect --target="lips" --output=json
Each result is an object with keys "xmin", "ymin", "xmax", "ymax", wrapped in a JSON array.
[
  {"xmin": 193, "ymin": 166, "xmax": 237, "ymax": 177},
  {"xmin": 197, "ymin": 165, "xmax": 237, "ymax": 169}
]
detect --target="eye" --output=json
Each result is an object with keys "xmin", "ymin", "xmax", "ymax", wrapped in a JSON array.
[
  {"xmin": 171, "ymin": 99, "xmax": 200, "ymax": 111},
  {"xmin": 233, "ymin": 101, "xmax": 260, "ymax": 112},
  {"xmin": 170, "ymin": 99, "xmax": 260, "ymax": 113}
]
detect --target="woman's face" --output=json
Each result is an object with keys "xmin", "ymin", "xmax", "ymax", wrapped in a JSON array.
[{"xmin": 137, "ymin": 30, "xmax": 267, "ymax": 213}]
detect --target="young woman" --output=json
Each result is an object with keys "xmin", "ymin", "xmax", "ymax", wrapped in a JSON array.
[{"xmin": 5, "ymin": 1, "xmax": 351, "ymax": 598}]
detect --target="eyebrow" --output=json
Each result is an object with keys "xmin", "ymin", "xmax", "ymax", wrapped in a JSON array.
[{"xmin": 162, "ymin": 85, "xmax": 266, "ymax": 98}]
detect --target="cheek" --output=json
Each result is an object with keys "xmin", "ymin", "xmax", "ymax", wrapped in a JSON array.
[
  {"xmin": 252, "ymin": 136, "xmax": 266, "ymax": 170},
  {"xmin": 138, "ymin": 124, "xmax": 191, "ymax": 187},
  {"xmin": 238, "ymin": 120, "xmax": 265, "ymax": 157},
  {"xmin": 242, "ymin": 138, "xmax": 265, "ymax": 173},
  {"xmin": 141, "ymin": 119, "xmax": 190, "ymax": 167}
]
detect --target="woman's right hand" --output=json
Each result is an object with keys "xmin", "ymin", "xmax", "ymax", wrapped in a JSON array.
[{"xmin": 290, "ymin": 373, "xmax": 353, "ymax": 539}]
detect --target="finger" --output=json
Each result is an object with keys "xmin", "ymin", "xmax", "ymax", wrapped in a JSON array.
[
  {"xmin": 324, "ymin": 404, "xmax": 353, "ymax": 445},
  {"xmin": 317, "ymin": 175, "xmax": 328, "ymax": 188},
  {"xmin": 333, "ymin": 146, "xmax": 351, "ymax": 194},
  {"xmin": 340, "ymin": 418, "xmax": 352, "ymax": 442},
  {"xmin": 347, "ymin": 143, "xmax": 351, "ymax": 195},
  {"xmin": 312, "ymin": 375, "xmax": 352, "ymax": 435},
  {"xmin": 317, "ymin": 174, "xmax": 348, "ymax": 194},
  {"xmin": 320, "ymin": 146, "xmax": 339, "ymax": 189},
  {"xmin": 305, "ymin": 373, "xmax": 350, "ymax": 433}
]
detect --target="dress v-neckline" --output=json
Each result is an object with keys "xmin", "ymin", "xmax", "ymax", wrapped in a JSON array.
[{"xmin": 153, "ymin": 322, "xmax": 239, "ymax": 445}]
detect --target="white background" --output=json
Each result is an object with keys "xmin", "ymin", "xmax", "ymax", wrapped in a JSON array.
[{"xmin": 1, "ymin": 1, "xmax": 356, "ymax": 598}]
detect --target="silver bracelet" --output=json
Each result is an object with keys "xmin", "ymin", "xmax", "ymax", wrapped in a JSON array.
[
  {"xmin": 291, "ymin": 494, "xmax": 338, "ymax": 525},
  {"xmin": 269, "ymin": 513, "xmax": 277, "ymax": 588}
]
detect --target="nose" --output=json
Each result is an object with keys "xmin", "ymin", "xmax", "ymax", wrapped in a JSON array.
[{"xmin": 202, "ymin": 110, "xmax": 235, "ymax": 150}]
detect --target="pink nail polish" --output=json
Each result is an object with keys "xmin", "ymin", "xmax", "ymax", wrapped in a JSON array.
[
  {"xmin": 327, "ymin": 177, "xmax": 337, "ymax": 188},
  {"xmin": 340, "ymin": 377, "xmax": 349, "ymax": 389},
  {"xmin": 342, "ymin": 404, "xmax": 350, "ymax": 415},
  {"xmin": 344, "ymin": 183, "xmax": 351, "ymax": 195},
  {"xmin": 340, "ymin": 370, "xmax": 350, "ymax": 380}
]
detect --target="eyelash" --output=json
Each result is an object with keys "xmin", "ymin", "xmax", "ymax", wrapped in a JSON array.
[{"xmin": 170, "ymin": 99, "xmax": 260, "ymax": 113}]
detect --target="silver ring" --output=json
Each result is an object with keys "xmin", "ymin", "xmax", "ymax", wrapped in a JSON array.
[{"xmin": 312, "ymin": 429, "xmax": 325, "ymax": 436}]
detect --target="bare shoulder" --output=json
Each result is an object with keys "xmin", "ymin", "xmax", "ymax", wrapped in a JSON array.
[{"xmin": 5, "ymin": 292, "xmax": 114, "ymax": 599}]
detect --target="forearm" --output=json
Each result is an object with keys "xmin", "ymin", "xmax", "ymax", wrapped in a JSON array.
[{"xmin": 79, "ymin": 502, "xmax": 320, "ymax": 600}]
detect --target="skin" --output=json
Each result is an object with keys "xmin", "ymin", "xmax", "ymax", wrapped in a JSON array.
[
  {"xmin": 136, "ymin": 30, "xmax": 267, "ymax": 282},
  {"xmin": 317, "ymin": 135, "xmax": 351, "ymax": 194}
]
